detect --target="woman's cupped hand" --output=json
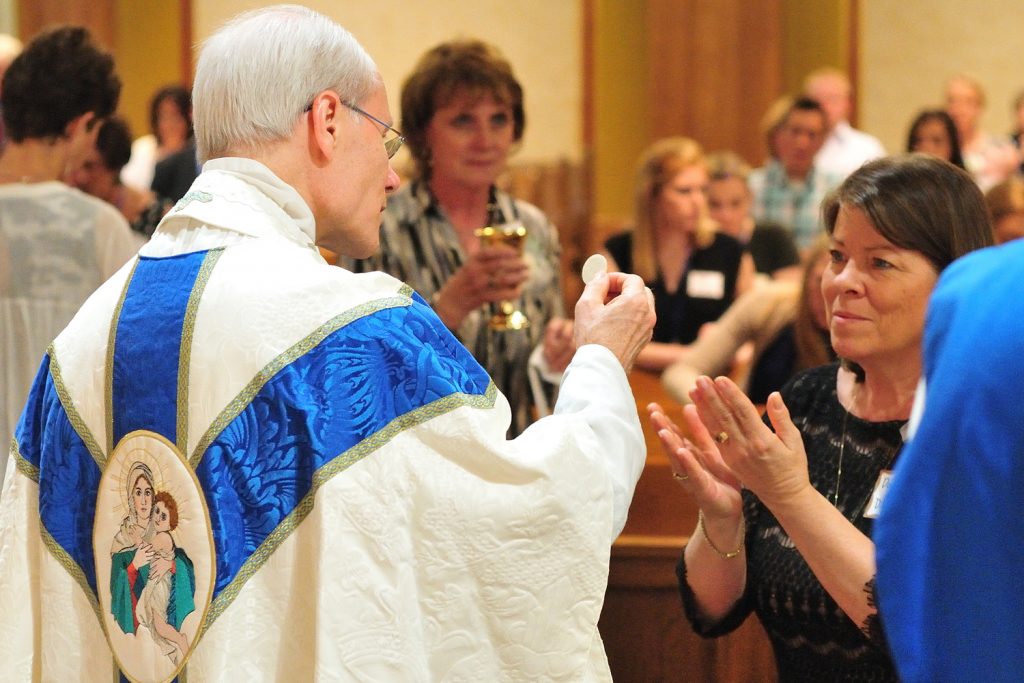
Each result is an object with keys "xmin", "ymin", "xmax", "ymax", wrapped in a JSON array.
[{"xmin": 686, "ymin": 376, "xmax": 812, "ymax": 510}]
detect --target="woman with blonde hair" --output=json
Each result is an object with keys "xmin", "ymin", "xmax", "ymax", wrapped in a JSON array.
[
  {"xmin": 604, "ymin": 137, "xmax": 755, "ymax": 371},
  {"xmin": 945, "ymin": 74, "xmax": 1017, "ymax": 190}
]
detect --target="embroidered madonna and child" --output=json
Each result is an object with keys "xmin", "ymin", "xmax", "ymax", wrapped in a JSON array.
[{"xmin": 94, "ymin": 431, "xmax": 215, "ymax": 682}]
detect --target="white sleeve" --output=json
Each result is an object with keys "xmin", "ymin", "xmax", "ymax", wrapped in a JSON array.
[{"xmin": 552, "ymin": 344, "xmax": 645, "ymax": 538}]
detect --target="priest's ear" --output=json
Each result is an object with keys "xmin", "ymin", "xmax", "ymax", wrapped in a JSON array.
[{"xmin": 305, "ymin": 90, "xmax": 343, "ymax": 161}]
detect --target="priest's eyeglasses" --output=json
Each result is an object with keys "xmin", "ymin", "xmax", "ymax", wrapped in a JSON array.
[
  {"xmin": 345, "ymin": 103, "xmax": 405, "ymax": 159},
  {"xmin": 304, "ymin": 99, "xmax": 405, "ymax": 159}
]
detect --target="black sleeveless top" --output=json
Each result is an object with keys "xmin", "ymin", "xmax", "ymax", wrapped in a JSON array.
[{"xmin": 605, "ymin": 231, "xmax": 744, "ymax": 344}]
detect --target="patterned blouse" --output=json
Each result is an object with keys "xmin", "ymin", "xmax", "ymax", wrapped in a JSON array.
[{"xmin": 341, "ymin": 180, "xmax": 565, "ymax": 437}]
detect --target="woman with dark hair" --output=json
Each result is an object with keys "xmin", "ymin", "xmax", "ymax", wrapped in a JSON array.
[
  {"xmin": 905, "ymin": 109, "xmax": 966, "ymax": 169},
  {"xmin": 343, "ymin": 40, "xmax": 572, "ymax": 437},
  {"xmin": 0, "ymin": 26, "xmax": 138, "ymax": 494},
  {"xmin": 648, "ymin": 155, "xmax": 993, "ymax": 680},
  {"xmin": 149, "ymin": 86, "xmax": 193, "ymax": 148},
  {"xmin": 67, "ymin": 116, "xmax": 174, "ymax": 236},
  {"xmin": 121, "ymin": 84, "xmax": 193, "ymax": 192}
]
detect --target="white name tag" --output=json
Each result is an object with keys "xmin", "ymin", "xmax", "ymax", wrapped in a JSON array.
[
  {"xmin": 863, "ymin": 470, "xmax": 893, "ymax": 519},
  {"xmin": 686, "ymin": 269, "xmax": 726, "ymax": 299}
]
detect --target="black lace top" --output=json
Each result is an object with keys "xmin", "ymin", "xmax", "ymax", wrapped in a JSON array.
[{"xmin": 677, "ymin": 364, "xmax": 904, "ymax": 682}]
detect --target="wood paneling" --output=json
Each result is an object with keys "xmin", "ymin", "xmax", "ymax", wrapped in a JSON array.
[
  {"xmin": 600, "ymin": 541, "xmax": 777, "ymax": 683},
  {"xmin": 645, "ymin": 0, "xmax": 783, "ymax": 165},
  {"xmin": 587, "ymin": 0, "xmax": 786, "ymax": 243},
  {"xmin": 18, "ymin": 0, "xmax": 116, "ymax": 48},
  {"xmin": 16, "ymin": 0, "xmax": 193, "ymax": 141}
]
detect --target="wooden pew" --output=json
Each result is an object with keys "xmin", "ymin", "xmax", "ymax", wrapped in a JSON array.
[{"xmin": 597, "ymin": 370, "xmax": 777, "ymax": 682}]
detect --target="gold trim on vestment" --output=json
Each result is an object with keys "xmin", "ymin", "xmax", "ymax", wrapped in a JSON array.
[
  {"xmin": 11, "ymin": 438, "xmax": 39, "ymax": 482},
  {"xmin": 177, "ymin": 249, "xmax": 225, "ymax": 454},
  {"xmin": 188, "ymin": 293, "xmax": 415, "ymax": 468},
  {"xmin": 38, "ymin": 273, "xmax": 495, "ymax": 655},
  {"xmin": 201, "ymin": 381, "xmax": 498, "ymax": 631},
  {"xmin": 40, "ymin": 523, "xmax": 101, "ymax": 621},
  {"xmin": 47, "ymin": 346, "xmax": 106, "ymax": 469},
  {"xmin": 106, "ymin": 259, "xmax": 140, "ymax": 457}
]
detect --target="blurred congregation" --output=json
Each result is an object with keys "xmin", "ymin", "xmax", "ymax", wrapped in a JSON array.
[{"xmin": 3, "ymin": 1, "xmax": 1024, "ymax": 681}]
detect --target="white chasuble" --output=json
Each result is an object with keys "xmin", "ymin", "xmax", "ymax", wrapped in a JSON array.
[{"xmin": 0, "ymin": 159, "xmax": 645, "ymax": 682}]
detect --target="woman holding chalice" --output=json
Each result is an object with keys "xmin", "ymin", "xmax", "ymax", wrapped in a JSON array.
[{"xmin": 344, "ymin": 39, "xmax": 573, "ymax": 437}]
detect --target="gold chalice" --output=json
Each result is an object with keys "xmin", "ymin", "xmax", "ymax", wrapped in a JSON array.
[{"xmin": 474, "ymin": 223, "xmax": 529, "ymax": 331}]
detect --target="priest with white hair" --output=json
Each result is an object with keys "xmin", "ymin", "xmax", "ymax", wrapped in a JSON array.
[{"xmin": 0, "ymin": 5, "xmax": 654, "ymax": 682}]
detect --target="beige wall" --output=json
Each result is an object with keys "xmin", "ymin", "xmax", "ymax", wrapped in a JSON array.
[
  {"xmin": 591, "ymin": 0, "xmax": 648, "ymax": 221},
  {"xmin": 782, "ymin": 0, "xmax": 849, "ymax": 94},
  {"xmin": 192, "ymin": 0, "xmax": 582, "ymax": 165},
  {"xmin": 116, "ymin": 0, "xmax": 186, "ymax": 141},
  {"xmin": 861, "ymin": 0, "xmax": 1024, "ymax": 153},
  {"xmin": 0, "ymin": 0, "xmax": 15, "ymax": 35}
]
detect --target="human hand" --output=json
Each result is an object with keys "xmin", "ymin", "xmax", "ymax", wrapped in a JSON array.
[
  {"xmin": 542, "ymin": 318, "xmax": 575, "ymax": 372},
  {"xmin": 689, "ymin": 376, "xmax": 811, "ymax": 509},
  {"xmin": 573, "ymin": 272, "xmax": 655, "ymax": 373},
  {"xmin": 132, "ymin": 543, "xmax": 154, "ymax": 570},
  {"xmin": 434, "ymin": 244, "xmax": 529, "ymax": 327},
  {"xmin": 648, "ymin": 402, "xmax": 743, "ymax": 520},
  {"xmin": 148, "ymin": 556, "xmax": 172, "ymax": 582}
]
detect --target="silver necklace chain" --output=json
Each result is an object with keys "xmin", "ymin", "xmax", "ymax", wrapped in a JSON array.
[{"xmin": 833, "ymin": 405, "xmax": 850, "ymax": 508}]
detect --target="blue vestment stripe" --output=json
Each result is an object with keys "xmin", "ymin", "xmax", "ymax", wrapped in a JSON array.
[
  {"xmin": 112, "ymin": 252, "xmax": 209, "ymax": 445},
  {"xmin": 196, "ymin": 292, "xmax": 491, "ymax": 598},
  {"xmin": 15, "ymin": 355, "xmax": 102, "ymax": 593},
  {"xmin": 13, "ymin": 354, "xmax": 52, "ymax": 469}
]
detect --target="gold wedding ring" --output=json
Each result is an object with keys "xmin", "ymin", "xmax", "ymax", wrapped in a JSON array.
[
  {"xmin": 715, "ymin": 431, "xmax": 730, "ymax": 444},
  {"xmin": 672, "ymin": 472, "xmax": 689, "ymax": 481}
]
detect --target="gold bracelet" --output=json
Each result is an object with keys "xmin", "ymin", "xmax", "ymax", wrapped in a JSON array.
[{"xmin": 698, "ymin": 510, "xmax": 745, "ymax": 560}]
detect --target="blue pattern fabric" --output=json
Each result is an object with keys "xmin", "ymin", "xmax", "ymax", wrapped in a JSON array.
[
  {"xmin": 13, "ymin": 354, "xmax": 53, "ymax": 470},
  {"xmin": 14, "ymin": 252, "xmax": 492, "ymax": 615},
  {"xmin": 197, "ymin": 291, "xmax": 490, "ymax": 597},
  {"xmin": 112, "ymin": 251, "xmax": 209, "ymax": 445},
  {"xmin": 16, "ymin": 356, "xmax": 102, "ymax": 593}
]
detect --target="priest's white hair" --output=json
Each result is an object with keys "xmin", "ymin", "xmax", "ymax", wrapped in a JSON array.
[{"xmin": 193, "ymin": 4, "xmax": 379, "ymax": 162}]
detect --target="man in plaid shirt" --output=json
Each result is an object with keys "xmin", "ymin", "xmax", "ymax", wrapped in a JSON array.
[{"xmin": 748, "ymin": 97, "xmax": 841, "ymax": 252}]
